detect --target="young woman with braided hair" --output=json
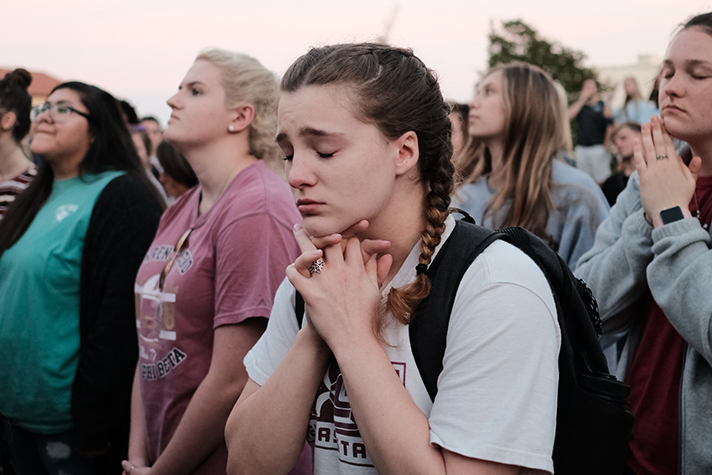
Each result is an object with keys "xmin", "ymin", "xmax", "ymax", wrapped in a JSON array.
[{"xmin": 226, "ymin": 43, "xmax": 560, "ymax": 475}]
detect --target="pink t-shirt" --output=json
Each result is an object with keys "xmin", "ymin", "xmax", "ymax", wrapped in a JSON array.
[{"xmin": 134, "ymin": 160, "xmax": 302, "ymax": 474}]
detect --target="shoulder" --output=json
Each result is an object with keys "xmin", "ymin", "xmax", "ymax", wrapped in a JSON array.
[
  {"xmin": 446, "ymin": 237, "xmax": 561, "ymax": 366},
  {"xmin": 440, "ymin": 226, "xmax": 557, "ymax": 325},
  {"xmin": 454, "ymin": 178, "xmax": 491, "ymax": 214},
  {"xmin": 467, "ymin": 240, "xmax": 555, "ymax": 304},
  {"xmin": 216, "ymin": 162, "xmax": 299, "ymax": 228},
  {"xmin": 97, "ymin": 173, "xmax": 159, "ymax": 206},
  {"xmin": 21, "ymin": 166, "xmax": 38, "ymax": 180},
  {"xmin": 459, "ymin": 177, "xmax": 489, "ymax": 195},
  {"xmin": 552, "ymin": 159, "xmax": 601, "ymax": 191},
  {"xmin": 160, "ymin": 185, "xmax": 198, "ymax": 224},
  {"xmin": 551, "ymin": 160, "xmax": 609, "ymax": 212},
  {"xmin": 90, "ymin": 173, "xmax": 163, "ymax": 230}
]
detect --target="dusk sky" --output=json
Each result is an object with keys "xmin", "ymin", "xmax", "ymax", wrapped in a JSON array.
[{"xmin": 4, "ymin": 0, "xmax": 710, "ymax": 125}]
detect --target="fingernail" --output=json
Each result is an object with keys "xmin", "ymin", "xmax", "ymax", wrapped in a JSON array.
[
  {"xmin": 294, "ymin": 224, "xmax": 303, "ymax": 232},
  {"xmin": 311, "ymin": 250, "xmax": 322, "ymax": 257}
]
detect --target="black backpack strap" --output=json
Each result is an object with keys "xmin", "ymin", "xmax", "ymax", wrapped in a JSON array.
[
  {"xmin": 449, "ymin": 207, "xmax": 477, "ymax": 225},
  {"xmin": 410, "ymin": 219, "xmax": 507, "ymax": 401},
  {"xmin": 295, "ymin": 291, "xmax": 305, "ymax": 328}
]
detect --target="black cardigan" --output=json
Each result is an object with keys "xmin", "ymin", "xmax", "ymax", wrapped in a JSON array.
[{"xmin": 71, "ymin": 174, "xmax": 162, "ymax": 456}]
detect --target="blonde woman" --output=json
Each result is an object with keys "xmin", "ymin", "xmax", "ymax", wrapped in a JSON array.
[
  {"xmin": 614, "ymin": 76, "xmax": 659, "ymax": 125},
  {"xmin": 123, "ymin": 49, "xmax": 308, "ymax": 475},
  {"xmin": 455, "ymin": 62, "xmax": 609, "ymax": 268}
]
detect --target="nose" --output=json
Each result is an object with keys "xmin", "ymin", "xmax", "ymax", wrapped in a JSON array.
[
  {"xmin": 34, "ymin": 106, "xmax": 52, "ymax": 124},
  {"xmin": 166, "ymin": 91, "xmax": 180, "ymax": 110},
  {"xmin": 286, "ymin": 153, "xmax": 317, "ymax": 190},
  {"xmin": 661, "ymin": 72, "xmax": 684, "ymax": 99}
]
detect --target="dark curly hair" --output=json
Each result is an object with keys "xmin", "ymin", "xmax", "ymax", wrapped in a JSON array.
[{"xmin": 0, "ymin": 68, "xmax": 32, "ymax": 143}]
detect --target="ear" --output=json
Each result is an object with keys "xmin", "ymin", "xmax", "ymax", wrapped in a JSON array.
[
  {"xmin": 228, "ymin": 104, "xmax": 256, "ymax": 133},
  {"xmin": 1, "ymin": 111, "xmax": 16, "ymax": 131},
  {"xmin": 393, "ymin": 130, "xmax": 419, "ymax": 177}
]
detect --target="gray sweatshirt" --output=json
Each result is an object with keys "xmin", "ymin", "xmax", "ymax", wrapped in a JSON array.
[
  {"xmin": 575, "ymin": 171, "xmax": 712, "ymax": 474},
  {"xmin": 455, "ymin": 159, "xmax": 609, "ymax": 269}
]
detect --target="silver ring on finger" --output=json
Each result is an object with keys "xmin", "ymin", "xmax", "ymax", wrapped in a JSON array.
[
  {"xmin": 309, "ymin": 258, "xmax": 325, "ymax": 275},
  {"xmin": 656, "ymin": 154, "xmax": 668, "ymax": 160}
]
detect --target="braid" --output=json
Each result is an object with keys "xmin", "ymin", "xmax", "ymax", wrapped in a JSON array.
[{"xmin": 387, "ymin": 147, "xmax": 454, "ymax": 325}]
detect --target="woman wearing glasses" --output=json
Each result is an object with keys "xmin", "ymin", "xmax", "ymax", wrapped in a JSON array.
[
  {"xmin": 124, "ymin": 49, "xmax": 305, "ymax": 475},
  {"xmin": 0, "ymin": 82, "xmax": 164, "ymax": 474},
  {"xmin": 0, "ymin": 68, "xmax": 37, "ymax": 219}
]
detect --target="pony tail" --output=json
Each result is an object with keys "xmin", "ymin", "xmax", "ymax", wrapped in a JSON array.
[{"xmin": 387, "ymin": 157, "xmax": 453, "ymax": 325}]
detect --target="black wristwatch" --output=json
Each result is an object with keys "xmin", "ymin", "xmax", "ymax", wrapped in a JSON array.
[{"xmin": 660, "ymin": 206, "xmax": 686, "ymax": 225}]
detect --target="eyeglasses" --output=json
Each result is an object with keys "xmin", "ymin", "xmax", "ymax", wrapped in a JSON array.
[
  {"xmin": 30, "ymin": 103, "xmax": 92, "ymax": 123},
  {"xmin": 159, "ymin": 227, "xmax": 192, "ymax": 291}
]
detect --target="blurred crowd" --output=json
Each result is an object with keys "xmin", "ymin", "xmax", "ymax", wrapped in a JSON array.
[{"xmin": 0, "ymin": 11, "xmax": 711, "ymax": 475}]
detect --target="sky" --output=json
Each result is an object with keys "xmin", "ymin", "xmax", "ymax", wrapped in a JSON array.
[{"xmin": 3, "ymin": 0, "xmax": 711, "ymax": 126}]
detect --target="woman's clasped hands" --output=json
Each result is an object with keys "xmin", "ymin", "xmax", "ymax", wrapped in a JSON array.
[
  {"xmin": 286, "ymin": 220, "xmax": 393, "ymax": 352},
  {"xmin": 634, "ymin": 115, "xmax": 702, "ymax": 226}
]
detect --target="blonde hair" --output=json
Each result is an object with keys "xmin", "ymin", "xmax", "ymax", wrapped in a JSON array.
[
  {"xmin": 196, "ymin": 48, "xmax": 282, "ymax": 169},
  {"xmin": 554, "ymin": 81, "xmax": 573, "ymax": 155},
  {"xmin": 457, "ymin": 62, "xmax": 563, "ymax": 247},
  {"xmin": 623, "ymin": 76, "xmax": 643, "ymax": 103}
]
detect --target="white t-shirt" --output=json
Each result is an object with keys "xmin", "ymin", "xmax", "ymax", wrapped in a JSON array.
[{"xmin": 244, "ymin": 217, "xmax": 561, "ymax": 474}]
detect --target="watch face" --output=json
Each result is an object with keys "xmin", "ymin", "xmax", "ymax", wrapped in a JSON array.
[{"xmin": 660, "ymin": 206, "xmax": 685, "ymax": 225}]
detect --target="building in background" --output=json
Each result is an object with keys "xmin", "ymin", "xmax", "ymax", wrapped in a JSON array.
[{"xmin": 597, "ymin": 55, "xmax": 662, "ymax": 108}]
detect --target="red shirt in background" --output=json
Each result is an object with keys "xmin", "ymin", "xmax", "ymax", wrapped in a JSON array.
[{"xmin": 627, "ymin": 175, "xmax": 712, "ymax": 475}]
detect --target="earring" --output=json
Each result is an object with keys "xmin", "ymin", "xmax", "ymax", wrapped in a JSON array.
[{"xmin": 228, "ymin": 124, "xmax": 235, "ymax": 132}]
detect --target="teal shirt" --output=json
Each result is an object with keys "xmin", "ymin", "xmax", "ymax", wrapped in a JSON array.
[{"xmin": 0, "ymin": 171, "xmax": 123, "ymax": 434}]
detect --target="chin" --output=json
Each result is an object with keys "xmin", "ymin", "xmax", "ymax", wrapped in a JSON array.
[
  {"xmin": 302, "ymin": 219, "xmax": 336, "ymax": 239},
  {"xmin": 662, "ymin": 122, "xmax": 690, "ymax": 144},
  {"xmin": 163, "ymin": 127, "xmax": 178, "ymax": 143},
  {"xmin": 162, "ymin": 126, "xmax": 186, "ymax": 147},
  {"xmin": 302, "ymin": 216, "xmax": 356, "ymax": 239}
]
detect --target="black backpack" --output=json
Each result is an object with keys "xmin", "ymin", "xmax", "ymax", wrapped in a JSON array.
[{"xmin": 296, "ymin": 215, "xmax": 634, "ymax": 474}]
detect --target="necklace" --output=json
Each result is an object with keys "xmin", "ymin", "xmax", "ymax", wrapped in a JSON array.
[{"xmin": 693, "ymin": 191, "xmax": 708, "ymax": 230}]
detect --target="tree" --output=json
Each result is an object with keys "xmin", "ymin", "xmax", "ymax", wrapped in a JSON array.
[{"xmin": 488, "ymin": 19, "xmax": 598, "ymax": 101}]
